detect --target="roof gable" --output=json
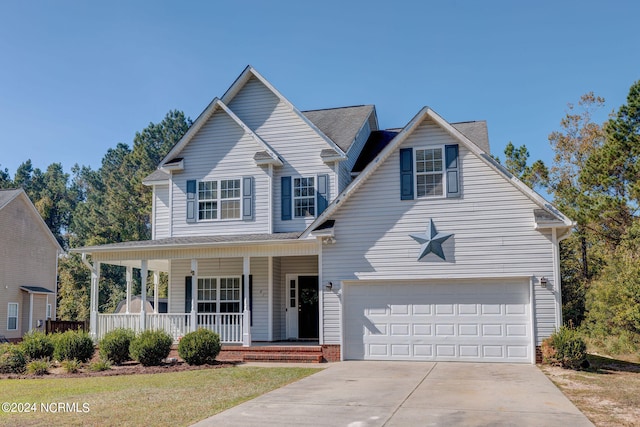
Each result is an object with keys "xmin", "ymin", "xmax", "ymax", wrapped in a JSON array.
[
  {"xmin": 221, "ymin": 66, "xmax": 347, "ymax": 159},
  {"xmin": 157, "ymin": 98, "xmax": 282, "ymax": 169},
  {"xmin": 302, "ymin": 107, "xmax": 573, "ymax": 238},
  {"xmin": 0, "ymin": 188, "xmax": 64, "ymax": 252}
]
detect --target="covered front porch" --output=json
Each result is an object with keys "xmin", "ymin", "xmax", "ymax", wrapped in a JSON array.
[{"xmin": 74, "ymin": 234, "xmax": 324, "ymax": 347}]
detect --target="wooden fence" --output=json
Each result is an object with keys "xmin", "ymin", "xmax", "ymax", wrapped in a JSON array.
[{"xmin": 46, "ymin": 320, "xmax": 89, "ymax": 334}]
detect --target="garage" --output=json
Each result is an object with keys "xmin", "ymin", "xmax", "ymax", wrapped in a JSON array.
[{"xmin": 343, "ymin": 280, "xmax": 532, "ymax": 363}]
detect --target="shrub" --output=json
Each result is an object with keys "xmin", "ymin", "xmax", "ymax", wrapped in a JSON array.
[
  {"xmin": 53, "ymin": 330, "xmax": 95, "ymax": 363},
  {"xmin": 99, "ymin": 328, "xmax": 135, "ymax": 365},
  {"xmin": 61, "ymin": 359, "xmax": 82, "ymax": 373},
  {"xmin": 26, "ymin": 358, "xmax": 50, "ymax": 375},
  {"xmin": 21, "ymin": 331, "xmax": 54, "ymax": 360},
  {"xmin": 542, "ymin": 326, "xmax": 588, "ymax": 369},
  {"xmin": 0, "ymin": 344, "xmax": 27, "ymax": 374},
  {"xmin": 129, "ymin": 330, "xmax": 172, "ymax": 366},
  {"xmin": 178, "ymin": 329, "xmax": 221, "ymax": 365},
  {"xmin": 89, "ymin": 358, "xmax": 112, "ymax": 372}
]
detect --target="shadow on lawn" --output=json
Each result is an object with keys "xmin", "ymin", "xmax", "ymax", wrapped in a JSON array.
[{"xmin": 586, "ymin": 353, "xmax": 640, "ymax": 374}]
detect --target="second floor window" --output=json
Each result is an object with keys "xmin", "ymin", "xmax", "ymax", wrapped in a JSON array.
[
  {"xmin": 294, "ymin": 177, "xmax": 315, "ymax": 218},
  {"xmin": 415, "ymin": 147, "xmax": 444, "ymax": 197},
  {"xmin": 198, "ymin": 179, "xmax": 241, "ymax": 220}
]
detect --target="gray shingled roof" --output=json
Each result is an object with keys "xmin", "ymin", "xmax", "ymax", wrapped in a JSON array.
[
  {"xmin": 74, "ymin": 232, "xmax": 302, "ymax": 252},
  {"xmin": 20, "ymin": 286, "xmax": 54, "ymax": 294},
  {"xmin": 142, "ymin": 169, "xmax": 170, "ymax": 185},
  {"xmin": 302, "ymin": 105, "xmax": 374, "ymax": 153},
  {"xmin": 452, "ymin": 121, "xmax": 490, "ymax": 153},
  {"xmin": 254, "ymin": 151, "xmax": 274, "ymax": 161},
  {"xmin": 534, "ymin": 208, "xmax": 566, "ymax": 225},
  {"xmin": 0, "ymin": 189, "xmax": 21, "ymax": 210}
]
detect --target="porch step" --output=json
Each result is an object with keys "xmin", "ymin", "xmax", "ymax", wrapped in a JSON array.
[{"xmin": 218, "ymin": 345, "xmax": 324, "ymax": 363}]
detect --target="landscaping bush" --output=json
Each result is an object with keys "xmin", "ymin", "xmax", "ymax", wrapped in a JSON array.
[
  {"xmin": 61, "ymin": 359, "xmax": 82, "ymax": 373},
  {"xmin": 178, "ymin": 329, "xmax": 221, "ymax": 365},
  {"xmin": 21, "ymin": 331, "xmax": 54, "ymax": 360},
  {"xmin": 129, "ymin": 330, "xmax": 172, "ymax": 366},
  {"xmin": 53, "ymin": 330, "xmax": 95, "ymax": 363},
  {"xmin": 542, "ymin": 326, "xmax": 588, "ymax": 369},
  {"xmin": 26, "ymin": 358, "xmax": 50, "ymax": 375},
  {"xmin": 0, "ymin": 344, "xmax": 27, "ymax": 374},
  {"xmin": 89, "ymin": 358, "xmax": 112, "ymax": 372},
  {"xmin": 99, "ymin": 328, "xmax": 135, "ymax": 365}
]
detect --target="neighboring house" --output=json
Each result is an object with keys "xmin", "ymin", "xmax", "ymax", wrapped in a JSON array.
[
  {"xmin": 73, "ymin": 66, "xmax": 573, "ymax": 363},
  {"xmin": 0, "ymin": 189, "xmax": 63, "ymax": 340}
]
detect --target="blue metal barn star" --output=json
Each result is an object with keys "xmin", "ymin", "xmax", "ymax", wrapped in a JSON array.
[{"xmin": 410, "ymin": 219, "xmax": 454, "ymax": 261}]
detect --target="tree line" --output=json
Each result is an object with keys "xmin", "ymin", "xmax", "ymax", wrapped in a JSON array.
[
  {"xmin": 496, "ymin": 81, "xmax": 640, "ymax": 353},
  {"xmin": 0, "ymin": 110, "xmax": 191, "ymax": 318}
]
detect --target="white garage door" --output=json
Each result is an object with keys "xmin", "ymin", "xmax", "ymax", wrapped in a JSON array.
[{"xmin": 343, "ymin": 280, "xmax": 531, "ymax": 363}]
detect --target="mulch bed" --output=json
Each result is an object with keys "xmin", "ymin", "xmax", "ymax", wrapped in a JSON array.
[{"xmin": 0, "ymin": 348, "xmax": 237, "ymax": 380}]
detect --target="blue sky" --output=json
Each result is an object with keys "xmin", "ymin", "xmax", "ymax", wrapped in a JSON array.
[{"xmin": 1, "ymin": 1, "xmax": 638, "ymax": 185}]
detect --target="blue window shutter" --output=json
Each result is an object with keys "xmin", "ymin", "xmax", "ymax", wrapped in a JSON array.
[
  {"xmin": 186, "ymin": 180, "xmax": 196, "ymax": 222},
  {"xmin": 399, "ymin": 148, "xmax": 414, "ymax": 200},
  {"xmin": 281, "ymin": 176, "xmax": 292, "ymax": 220},
  {"xmin": 242, "ymin": 176, "xmax": 253, "ymax": 220},
  {"xmin": 185, "ymin": 276, "xmax": 192, "ymax": 313},
  {"xmin": 445, "ymin": 144, "xmax": 460, "ymax": 198},
  {"xmin": 317, "ymin": 174, "xmax": 329, "ymax": 215}
]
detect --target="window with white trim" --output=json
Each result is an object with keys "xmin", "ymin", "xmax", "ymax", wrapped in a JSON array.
[
  {"xmin": 46, "ymin": 304, "xmax": 52, "ymax": 319},
  {"xmin": 293, "ymin": 177, "xmax": 315, "ymax": 218},
  {"xmin": 415, "ymin": 147, "xmax": 444, "ymax": 197},
  {"xmin": 197, "ymin": 277, "xmax": 241, "ymax": 313},
  {"xmin": 7, "ymin": 303, "xmax": 18, "ymax": 331},
  {"xmin": 198, "ymin": 179, "xmax": 241, "ymax": 220}
]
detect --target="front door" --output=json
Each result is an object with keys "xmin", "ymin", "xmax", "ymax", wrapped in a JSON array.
[{"xmin": 285, "ymin": 275, "xmax": 319, "ymax": 340}]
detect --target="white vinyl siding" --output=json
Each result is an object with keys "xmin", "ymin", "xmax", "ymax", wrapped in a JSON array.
[
  {"xmin": 227, "ymin": 76, "xmax": 336, "ymax": 233},
  {"xmin": 153, "ymin": 185, "xmax": 170, "ymax": 239},
  {"xmin": 7, "ymin": 303, "xmax": 18, "ymax": 331},
  {"xmin": 170, "ymin": 109, "xmax": 269, "ymax": 236},
  {"xmin": 321, "ymin": 117, "xmax": 558, "ymax": 346}
]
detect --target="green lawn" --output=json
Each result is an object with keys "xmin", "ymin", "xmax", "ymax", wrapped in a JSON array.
[{"xmin": 0, "ymin": 366, "xmax": 320, "ymax": 427}]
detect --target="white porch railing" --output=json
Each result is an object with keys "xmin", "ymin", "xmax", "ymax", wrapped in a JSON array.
[
  {"xmin": 197, "ymin": 313, "xmax": 243, "ymax": 344},
  {"xmin": 96, "ymin": 313, "xmax": 244, "ymax": 344}
]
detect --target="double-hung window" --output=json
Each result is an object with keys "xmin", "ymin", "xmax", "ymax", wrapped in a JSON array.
[
  {"xmin": 293, "ymin": 177, "xmax": 315, "ymax": 218},
  {"xmin": 197, "ymin": 277, "xmax": 241, "ymax": 313},
  {"xmin": 7, "ymin": 303, "xmax": 18, "ymax": 331},
  {"xmin": 198, "ymin": 179, "xmax": 241, "ymax": 220},
  {"xmin": 415, "ymin": 147, "xmax": 444, "ymax": 197}
]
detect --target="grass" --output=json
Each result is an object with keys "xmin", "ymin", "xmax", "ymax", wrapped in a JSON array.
[
  {"xmin": 0, "ymin": 366, "xmax": 320, "ymax": 427},
  {"xmin": 541, "ymin": 353, "xmax": 640, "ymax": 426}
]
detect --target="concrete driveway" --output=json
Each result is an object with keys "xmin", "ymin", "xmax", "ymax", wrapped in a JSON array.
[{"xmin": 192, "ymin": 361, "xmax": 593, "ymax": 427}]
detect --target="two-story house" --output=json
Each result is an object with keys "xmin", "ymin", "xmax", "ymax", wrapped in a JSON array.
[
  {"xmin": 74, "ymin": 66, "xmax": 572, "ymax": 363},
  {"xmin": 1, "ymin": 189, "xmax": 63, "ymax": 340}
]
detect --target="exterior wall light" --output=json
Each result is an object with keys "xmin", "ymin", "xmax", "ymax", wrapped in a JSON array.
[
  {"xmin": 326, "ymin": 282, "xmax": 333, "ymax": 290},
  {"xmin": 540, "ymin": 277, "xmax": 548, "ymax": 287}
]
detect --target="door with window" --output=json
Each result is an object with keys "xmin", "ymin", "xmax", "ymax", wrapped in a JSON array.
[{"xmin": 285, "ymin": 275, "xmax": 319, "ymax": 340}]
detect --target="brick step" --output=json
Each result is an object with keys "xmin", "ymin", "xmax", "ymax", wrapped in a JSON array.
[
  {"xmin": 243, "ymin": 353, "xmax": 323, "ymax": 363},
  {"xmin": 218, "ymin": 345, "xmax": 324, "ymax": 363}
]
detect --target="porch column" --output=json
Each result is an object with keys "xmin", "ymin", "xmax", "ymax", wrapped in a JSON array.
[
  {"xmin": 191, "ymin": 259, "xmax": 198, "ymax": 332},
  {"xmin": 153, "ymin": 271, "xmax": 159, "ymax": 314},
  {"xmin": 90, "ymin": 262, "xmax": 100, "ymax": 339},
  {"xmin": 28, "ymin": 293, "xmax": 34, "ymax": 332},
  {"xmin": 243, "ymin": 256, "xmax": 251, "ymax": 346},
  {"xmin": 125, "ymin": 266, "xmax": 132, "ymax": 314},
  {"xmin": 140, "ymin": 260, "xmax": 148, "ymax": 331}
]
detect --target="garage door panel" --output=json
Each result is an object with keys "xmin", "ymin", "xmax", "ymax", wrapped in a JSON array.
[{"xmin": 344, "ymin": 281, "xmax": 531, "ymax": 363}]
